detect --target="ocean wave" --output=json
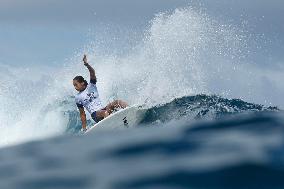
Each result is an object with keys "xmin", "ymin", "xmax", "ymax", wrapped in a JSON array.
[
  {"xmin": 63, "ymin": 94, "xmax": 279, "ymax": 134},
  {"xmin": 141, "ymin": 94, "xmax": 279, "ymax": 125},
  {"xmin": 0, "ymin": 109, "xmax": 283, "ymax": 189}
]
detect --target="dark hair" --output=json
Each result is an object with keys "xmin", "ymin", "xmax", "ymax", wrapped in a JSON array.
[{"xmin": 73, "ymin": 76, "xmax": 88, "ymax": 86}]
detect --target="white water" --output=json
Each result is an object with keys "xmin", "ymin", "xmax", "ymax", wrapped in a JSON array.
[{"xmin": 0, "ymin": 7, "xmax": 283, "ymax": 147}]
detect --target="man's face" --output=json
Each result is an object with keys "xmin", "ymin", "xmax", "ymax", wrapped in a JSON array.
[{"xmin": 73, "ymin": 80, "xmax": 85, "ymax": 92}]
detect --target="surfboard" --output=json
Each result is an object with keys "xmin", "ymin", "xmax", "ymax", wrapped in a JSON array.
[{"xmin": 85, "ymin": 105, "xmax": 147, "ymax": 134}]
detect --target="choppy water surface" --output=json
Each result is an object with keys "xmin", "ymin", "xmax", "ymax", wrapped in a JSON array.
[{"xmin": 0, "ymin": 94, "xmax": 283, "ymax": 189}]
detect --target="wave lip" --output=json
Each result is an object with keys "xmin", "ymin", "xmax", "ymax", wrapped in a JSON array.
[{"xmin": 141, "ymin": 94, "xmax": 279, "ymax": 125}]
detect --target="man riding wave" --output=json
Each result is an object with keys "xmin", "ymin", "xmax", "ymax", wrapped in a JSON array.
[{"xmin": 73, "ymin": 55, "xmax": 128, "ymax": 132}]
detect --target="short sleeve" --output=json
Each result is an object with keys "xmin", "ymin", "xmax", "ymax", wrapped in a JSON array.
[
  {"xmin": 75, "ymin": 96, "xmax": 83, "ymax": 108},
  {"xmin": 90, "ymin": 78, "xmax": 97, "ymax": 84},
  {"xmin": 76, "ymin": 103, "xmax": 83, "ymax": 108}
]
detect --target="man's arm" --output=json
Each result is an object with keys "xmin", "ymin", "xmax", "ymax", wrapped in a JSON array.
[
  {"xmin": 79, "ymin": 107, "xmax": 87, "ymax": 131},
  {"xmin": 83, "ymin": 55, "xmax": 97, "ymax": 82}
]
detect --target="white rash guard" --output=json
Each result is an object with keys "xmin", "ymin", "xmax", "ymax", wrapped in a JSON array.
[{"xmin": 75, "ymin": 79, "xmax": 104, "ymax": 115}]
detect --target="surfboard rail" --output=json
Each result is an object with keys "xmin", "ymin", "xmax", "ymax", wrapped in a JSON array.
[{"xmin": 85, "ymin": 105, "xmax": 146, "ymax": 134}]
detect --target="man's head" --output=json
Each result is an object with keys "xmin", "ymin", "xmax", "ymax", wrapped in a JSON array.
[{"xmin": 73, "ymin": 76, "xmax": 88, "ymax": 92}]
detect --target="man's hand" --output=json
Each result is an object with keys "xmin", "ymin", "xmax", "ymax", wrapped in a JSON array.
[
  {"xmin": 83, "ymin": 54, "xmax": 96, "ymax": 81},
  {"xmin": 81, "ymin": 127, "xmax": 87, "ymax": 133},
  {"xmin": 83, "ymin": 54, "xmax": 88, "ymax": 66}
]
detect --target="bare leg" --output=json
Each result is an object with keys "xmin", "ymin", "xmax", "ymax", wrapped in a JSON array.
[
  {"xmin": 95, "ymin": 100, "xmax": 128, "ymax": 122},
  {"xmin": 95, "ymin": 110, "xmax": 109, "ymax": 122},
  {"xmin": 105, "ymin": 100, "xmax": 128, "ymax": 114}
]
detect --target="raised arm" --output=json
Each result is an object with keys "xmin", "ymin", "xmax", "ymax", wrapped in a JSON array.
[{"xmin": 83, "ymin": 54, "xmax": 96, "ymax": 82}]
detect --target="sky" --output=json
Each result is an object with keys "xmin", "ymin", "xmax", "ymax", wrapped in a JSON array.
[
  {"xmin": 0, "ymin": 0, "xmax": 283, "ymax": 66},
  {"xmin": 0, "ymin": 0, "xmax": 189, "ymax": 65},
  {"xmin": 0, "ymin": 0, "xmax": 188, "ymax": 24}
]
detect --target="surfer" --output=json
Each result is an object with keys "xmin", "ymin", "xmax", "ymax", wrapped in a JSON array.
[{"xmin": 73, "ymin": 55, "xmax": 128, "ymax": 132}]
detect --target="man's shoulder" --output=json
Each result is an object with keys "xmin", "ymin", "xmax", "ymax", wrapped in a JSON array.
[
  {"xmin": 90, "ymin": 78, "xmax": 97, "ymax": 84},
  {"xmin": 88, "ymin": 82, "xmax": 98, "ymax": 90},
  {"xmin": 75, "ymin": 91, "xmax": 84, "ymax": 100}
]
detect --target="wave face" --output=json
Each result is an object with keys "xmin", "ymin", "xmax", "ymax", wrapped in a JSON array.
[
  {"xmin": 0, "ymin": 110, "xmax": 283, "ymax": 189},
  {"xmin": 141, "ymin": 94, "xmax": 278, "ymax": 125},
  {"xmin": 63, "ymin": 94, "xmax": 279, "ymax": 134}
]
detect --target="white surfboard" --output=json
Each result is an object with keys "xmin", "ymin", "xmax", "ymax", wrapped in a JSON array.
[{"xmin": 85, "ymin": 105, "xmax": 147, "ymax": 134}]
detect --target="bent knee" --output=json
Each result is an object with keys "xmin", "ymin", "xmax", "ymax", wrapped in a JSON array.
[
  {"xmin": 96, "ymin": 110, "xmax": 109, "ymax": 119},
  {"xmin": 103, "ymin": 110, "xmax": 109, "ymax": 118}
]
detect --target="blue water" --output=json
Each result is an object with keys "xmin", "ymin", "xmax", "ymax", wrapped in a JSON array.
[
  {"xmin": 0, "ymin": 98, "xmax": 283, "ymax": 189},
  {"xmin": 0, "ymin": 94, "xmax": 283, "ymax": 189},
  {"xmin": 0, "ymin": 3, "xmax": 284, "ymax": 189}
]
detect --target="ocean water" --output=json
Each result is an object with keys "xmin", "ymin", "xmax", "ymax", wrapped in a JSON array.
[
  {"xmin": 0, "ymin": 5, "xmax": 284, "ymax": 189},
  {"xmin": 0, "ymin": 104, "xmax": 283, "ymax": 189}
]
